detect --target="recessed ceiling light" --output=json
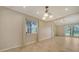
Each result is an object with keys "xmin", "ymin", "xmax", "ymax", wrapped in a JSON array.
[
  {"xmin": 49, "ymin": 15, "xmax": 53, "ymax": 18},
  {"xmin": 65, "ymin": 8, "xmax": 69, "ymax": 11},
  {"xmin": 42, "ymin": 17, "xmax": 46, "ymax": 20}
]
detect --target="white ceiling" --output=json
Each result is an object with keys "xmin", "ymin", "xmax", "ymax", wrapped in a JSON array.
[
  {"xmin": 6, "ymin": 6, "xmax": 79, "ymax": 22},
  {"xmin": 54, "ymin": 14, "xmax": 79, "ymax": 25}
]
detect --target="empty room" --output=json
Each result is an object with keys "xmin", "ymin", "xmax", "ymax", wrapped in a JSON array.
[{"xmin": 0, "ymin": 6, "xmax": 79, "ymax": 52}]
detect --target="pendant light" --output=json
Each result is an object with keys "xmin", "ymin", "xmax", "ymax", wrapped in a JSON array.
[{"xmin": 42, "ymin": 6, "xmax": 53, "ymax": 20}]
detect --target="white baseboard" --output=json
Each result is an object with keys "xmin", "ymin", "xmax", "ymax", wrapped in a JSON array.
[
  {"xmin": 0, "ymin": 38, "xmax": 50, "ymax": 52},
  {"xmin": 0, "ymin": 45, "xmax": 21, "ymax": 52},
  {"xmin": 0, "ymin": 41, "xmax": 36, "ymax": 52}
]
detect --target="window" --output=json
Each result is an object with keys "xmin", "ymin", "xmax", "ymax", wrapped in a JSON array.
[
  {"xmin": 64, "ymin": 25, "xmax": 71, "ymax": 36},
  {"xmin": 26, "ymin": 20, "xmax": 37, "ymax": 33},
  {"xmin": 64, "ymin": 24, "xmax": 79, "ymax": 37},
  {"xmin": 73, "ymin": 24, "xmax": 79, "ymax": 36}
]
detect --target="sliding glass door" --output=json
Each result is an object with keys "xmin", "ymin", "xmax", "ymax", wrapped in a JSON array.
[
  {"xmin": 64, "ymin": 25, "xmax": 71, "ymax": 36},
  {"xmin": 73, "ymin": 24, "xmax": 79, "ymax": 36},
  {"xmin": 64, "ymin": 24, "xmax": 79, "ymax": 37}
]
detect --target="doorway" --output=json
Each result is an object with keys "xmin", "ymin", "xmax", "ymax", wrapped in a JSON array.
[{"xmin": 25, "ymin": 19, "xmax": 38, "ymax": 45}]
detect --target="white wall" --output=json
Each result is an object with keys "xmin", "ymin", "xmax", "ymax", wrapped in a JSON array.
[
  {"xmin": 51, "ymin": 22, "xmax": 57, "ymax": 37},
  {"xmin": 56, "ymin": 26, "xmax": 64, "ymax": 36},
  {"xmin": 0, "ymin": 7, "xmax": 25, "ymax": 51},
  {"xmin": 38, "ymin": 21, "xmax": 52, "ymax": 41},
  {"xmin": 0, "ymin": 7, "xmax": 54, "ymax": 51}
]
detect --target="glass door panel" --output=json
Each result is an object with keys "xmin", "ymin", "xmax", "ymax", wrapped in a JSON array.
[
  {"xmin": 73, "ymin": 24, "xmax": 79, "ymax": 36},
  {"xmin": 64, "ymin": 24, "xmax": 79, "ymax": 37},
  {"xmin": 64, "ymin": 25, "xmax": 71, "ymax": 36},
  {"xmin": 25, "ymin": 19, "xmax": 38, "ymax": 44}
]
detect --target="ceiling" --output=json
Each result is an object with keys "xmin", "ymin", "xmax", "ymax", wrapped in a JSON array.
[
  {"xmin": 6, "ymin": 6, "xmax": 79, "ymax": 22},
  {"xmin": 54, "ymin": 13, "xmax": 79, "ymax": 25}
]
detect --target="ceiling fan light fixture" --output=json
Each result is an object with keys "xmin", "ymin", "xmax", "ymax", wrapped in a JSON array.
[
  {"xmin": 43, "ymin": 6, "xmax": 53, "ymax": 21},
  {"xmin": 44, "ymin": 13, "xmax": 48, "ymax": 17}
]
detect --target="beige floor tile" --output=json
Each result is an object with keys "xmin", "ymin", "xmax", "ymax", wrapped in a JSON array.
[{"xmin": 5, "ymin": 37, "xmax": 79, "ymax": 52}]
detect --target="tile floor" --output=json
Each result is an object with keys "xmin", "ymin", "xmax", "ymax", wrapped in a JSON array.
[{"xmin": 5, "ymin": 37, "xmax": 79, "ymax": 52}]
